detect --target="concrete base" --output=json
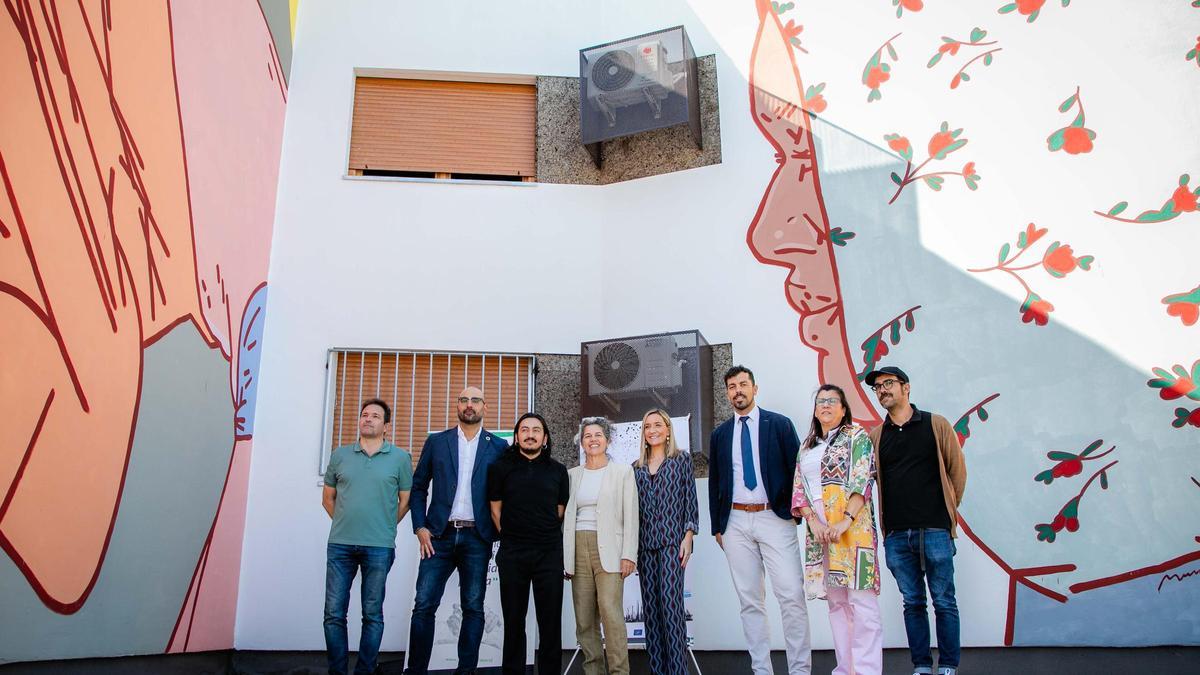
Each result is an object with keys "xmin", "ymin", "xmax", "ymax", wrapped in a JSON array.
[{"xmin": 2, "ymin": 647, "xmax": 1198, "ymax": 674}]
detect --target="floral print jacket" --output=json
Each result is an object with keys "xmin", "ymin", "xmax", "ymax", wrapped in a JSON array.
[{"xmin": 791, "ymin": 423, "xmax": 880, "ymax": 598}]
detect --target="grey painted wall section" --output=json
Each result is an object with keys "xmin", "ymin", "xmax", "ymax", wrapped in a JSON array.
[
  {"xmin": 536, "ymin": 55, "xmax": 721, "ymax": 185},
  {"xmin": 257, "ymin": 0, "xmax": 292, "ymax": 83},
  {"xmin": 532, "ymin": 345, "xmax": 730, "ymax": 476},
  {"xmin": 0, "ymin": 327, "xmax": 234, "ymax": 662}
]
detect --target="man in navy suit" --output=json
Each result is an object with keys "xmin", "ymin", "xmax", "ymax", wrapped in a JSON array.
[
  {"xmin": 709, "ymin": 365, "xmax": 811, "ymax": 675},
  {"xmin": 405, "ymin": 387, "xmax": 509, "ymax": 675}
]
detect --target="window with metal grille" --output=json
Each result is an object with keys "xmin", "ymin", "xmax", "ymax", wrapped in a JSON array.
[{"xmin": 319, "ymin": 349, "xmax": 535, "ymax": 474}]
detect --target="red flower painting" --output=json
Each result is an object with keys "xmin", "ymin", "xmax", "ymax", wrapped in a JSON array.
[
  {"xmin": 969, "ymin": 223, "xmax": 1093, "ymax": 327},
  {"xmin": 999, "ymin": 0, "xmax": 1071, "ymax": 24},
  {"xmin": 1163, "ymin": 285, "xmax": 1200, "ymax": 327},
  {"xmin": 862, "ymin": 33, "xmax": 901, "ymax": 102},
  {"xmin": 1097, "ymin": 173, "xmax": 1200, "ymax": 223},
  {"xmin": 885, "ymin": 122, "xmax": 979, "ymax": 204},
  {"xmin": 1047, "ymin": 88, "xmax": 1096, "ymax": 155}
]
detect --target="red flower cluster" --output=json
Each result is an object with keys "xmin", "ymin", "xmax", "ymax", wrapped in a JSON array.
[
  {"xmin": 1051, "ymin": 458, "xmax": 1084, "ymax": 479},
  {"xmin": 865, "ymin": 65, "xmax": 889, "ymax": 90},
  {"xmin": 1022, "ymin": 298, "xmax": 1053, "ymax": 326},
  {"xmin": 928, "ymin": 130, "xmax": 955, "ymax": 158},
  {"xmin": 1159, "ymin": 375, "xmax": 1197, "ymax": 401},
  {"xmin": 1061, "ymin": 127, "xmax": 1093, "ymax": 154},
  {"xmin": 1050, "ymin": 512, "xmax": 1080, "ymax": 533},
  {"xmin": 1167, "ymin": 302, "xmax": 1200, "ymax": 326},
  {"xmin": 1042, "ymin": 244, "xmax": 1077, "ymax": 276},
  {"xmin": 1172, "ymin": 185, "xmax": 1198, "ymax": 213},
  {"xmin": 1016, "ymin": 0, "xmax": 1046, "ymax": 16}
]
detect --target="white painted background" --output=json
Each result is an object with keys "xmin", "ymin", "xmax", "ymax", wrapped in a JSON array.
[{"xmin": 238, "ymin": 0, "xmax": 1199, "ymax": 653}]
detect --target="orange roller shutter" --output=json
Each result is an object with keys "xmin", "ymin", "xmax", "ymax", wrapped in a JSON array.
[{"xmin": 349, "ymin": 78, "xmax": 537, "ymax": 178}]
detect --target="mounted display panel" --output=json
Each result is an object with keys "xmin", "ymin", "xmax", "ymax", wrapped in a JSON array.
[{"xmin": 579, "ymin": 26, "xmax": 701, "ymax": 167}]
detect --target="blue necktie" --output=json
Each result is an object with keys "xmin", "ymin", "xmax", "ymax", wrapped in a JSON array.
[{"xmin": 740, "ymin": 415, "xmax": 757, "ymax": 490}]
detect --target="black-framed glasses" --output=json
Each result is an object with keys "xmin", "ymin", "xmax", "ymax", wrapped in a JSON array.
[
  {"xmin": 815, "ymin": 397, "xmax": 841, "ymax": 407},
  {"xmin": 457, "ymin": 397, "xmax": 485, "ymax": 405},
  {"xmin": 871, "ymin": 379, "xmax": 902, "ymax": 393}
]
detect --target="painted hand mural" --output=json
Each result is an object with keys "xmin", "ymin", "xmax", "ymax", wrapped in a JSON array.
[
  {"xmin": 2, "ymin": 0, "xmax": 287, "ymax": 658},
  {"xmin": 754, "ymin": 0, "xmax": 1200, "ymax": 647}
]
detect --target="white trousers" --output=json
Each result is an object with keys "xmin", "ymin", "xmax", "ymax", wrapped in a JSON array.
[{"xmin": 723, "ymin": 508, "xmax": 812, "ymax": 675}]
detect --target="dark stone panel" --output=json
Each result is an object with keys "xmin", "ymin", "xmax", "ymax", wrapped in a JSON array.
[
  {"xmin": 698, "ymin": 342, "xmax": 733, "ymax": 479},
  {"xmin": 536, "ymin": 55, "xmax": 721, "ymax": 185},
  {"xmin": 531, "ymin": 353, "xmax": 581, "ymax": 468}
]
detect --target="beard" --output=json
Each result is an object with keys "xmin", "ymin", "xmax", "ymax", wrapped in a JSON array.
[{"xmin": 458, "ymin": 409, "xmax": 482, "ymax": 425}]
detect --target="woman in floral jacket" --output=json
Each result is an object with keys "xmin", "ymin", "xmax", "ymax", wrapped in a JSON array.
[{"xmin": 792, "ymin": 384, "xmax": 882, "ymax": 675}]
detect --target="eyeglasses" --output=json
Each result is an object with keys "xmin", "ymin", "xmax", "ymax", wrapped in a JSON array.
[
  {"xmin": 814, "ymin": 397, "xmax": 841, "ymax": 407},
  {"xmin": 871, "ymin": 379, "xmax": 902, "ymax": 393},
  {"xmin": 457, "ymin": 397, "xmax": 485, "ymax": 405}
]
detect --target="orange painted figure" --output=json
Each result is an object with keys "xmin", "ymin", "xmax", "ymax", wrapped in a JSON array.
[
  {"xmin": 746, "ymin": 0, "xmax": 881, "ymax": 426},
  {"xmin": 1, "ymin": 0, "xmax": 286, "ymax": 638}
]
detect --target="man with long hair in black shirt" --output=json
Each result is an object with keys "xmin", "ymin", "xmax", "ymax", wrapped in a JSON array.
[{"xmin": 487, "ymin": 413, "xmax": 570, "ymax": 675}]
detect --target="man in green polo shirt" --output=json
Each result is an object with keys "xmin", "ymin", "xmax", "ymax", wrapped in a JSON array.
[{"xmin": 322, "ymin": 398, "xmax": 413, "ymax": 675}]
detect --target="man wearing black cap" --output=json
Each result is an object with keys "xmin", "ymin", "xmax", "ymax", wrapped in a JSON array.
[{"xmin": 864, "ymin": 366, "xmax": 966, "ymax": 675}]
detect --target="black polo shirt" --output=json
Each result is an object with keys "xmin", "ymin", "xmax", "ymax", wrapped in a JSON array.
[
  {"xmin": 486, "ymin": 448, "xmax": 570, "ymax": 548},
  {"xmin": 877, "ymin": 405, "xmax": 951, "ymax": 532}
]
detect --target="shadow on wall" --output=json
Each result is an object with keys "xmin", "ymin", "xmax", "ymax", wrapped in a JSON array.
[
  {"xmin": 735, "ymin": 3, "xmax": 1198, "ymax": 645},
  {"xmin": 792, "ymin": 113, "xmax": 1200, "ymax": 645}
]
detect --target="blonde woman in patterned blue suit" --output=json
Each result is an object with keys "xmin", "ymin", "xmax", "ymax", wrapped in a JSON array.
[{"xmin": 633, "ymin": 409, "xmax": 700, "ymax": 675}]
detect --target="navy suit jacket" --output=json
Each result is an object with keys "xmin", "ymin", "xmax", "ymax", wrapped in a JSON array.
[
  {"xmin": 410, "ymin": 427, "xmax": 508, "ymax": 543},
  {"xmin": 707, "ymin": 408, "xmax": 801, "ymax": 535}
]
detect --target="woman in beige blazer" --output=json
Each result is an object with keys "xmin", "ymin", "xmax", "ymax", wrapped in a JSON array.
[{"xmin": 563, "ymin": 416, "xmax": 639, "ymax": 675}]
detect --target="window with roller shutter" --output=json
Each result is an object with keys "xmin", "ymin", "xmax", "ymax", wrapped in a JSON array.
[{"xmin": 348, "ymin": 77, "xmax": 537, "ymax": 181}]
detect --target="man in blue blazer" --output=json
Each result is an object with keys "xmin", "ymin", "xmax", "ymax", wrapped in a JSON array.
[
  {"xmin": 405, "ymin": 387, "xmax": 509, "ymax": 675},
  {"xmin": 709, "ymin": 365, "xmax": 811, "ymax": 675}
]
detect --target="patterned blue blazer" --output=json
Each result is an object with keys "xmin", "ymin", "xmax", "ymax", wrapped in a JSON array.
[{"xmin": 633, "ymin": 452, "xmax": 700, "ymax": 552}]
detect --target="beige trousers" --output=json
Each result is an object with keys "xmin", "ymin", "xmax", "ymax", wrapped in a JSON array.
[{"xmin": 572, "ymin": 530, "xmax": 629, "ymax": 675}]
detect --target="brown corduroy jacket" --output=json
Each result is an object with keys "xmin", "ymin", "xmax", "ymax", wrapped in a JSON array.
[{"xmin": 868, "ymin": 408, "xmax": 967, "ymax": 538}]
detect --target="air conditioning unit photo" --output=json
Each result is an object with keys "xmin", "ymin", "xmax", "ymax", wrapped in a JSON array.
[
  {"xmin": 586, "ymin": 41, "xmax": 674, "ymax": 127},
  {"xmin": 587, "ymin": 336, "xmax": 684, "ymax": 399}
]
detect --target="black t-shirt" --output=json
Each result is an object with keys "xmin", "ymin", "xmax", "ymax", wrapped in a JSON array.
[
  {"xmin": 486, "ymin": 449, "xmax": 570, "ymax": 547},
  {"xmin": 878, "ymin": 405, "xmax": 952, "ymax": 532}
]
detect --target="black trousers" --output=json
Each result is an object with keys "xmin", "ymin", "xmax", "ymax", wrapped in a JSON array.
[{"xmin": 496, "ymin": 543, "xmax": 563, "ymax": 675}]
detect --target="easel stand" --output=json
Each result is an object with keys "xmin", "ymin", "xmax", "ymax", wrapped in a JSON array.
[{"xmin": 563, "ymin": 636, "xmax": 704, "ymax": 674}]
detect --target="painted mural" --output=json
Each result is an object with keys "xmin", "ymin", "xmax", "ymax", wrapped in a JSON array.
[
  {"xmin": 747, "ymin": 0, "xmax": 1198, "ymax": 646},
  {"xmin": 1, "ymin": 0, "xmax": 290, "ymax": 661}
]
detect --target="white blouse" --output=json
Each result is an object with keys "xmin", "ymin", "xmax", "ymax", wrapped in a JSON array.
[{"xmin": 575, "ymin": 465, "xmax": 607, "ymax": 532}]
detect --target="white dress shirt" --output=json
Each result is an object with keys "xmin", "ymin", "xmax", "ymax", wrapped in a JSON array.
[
  {"xmin": 449, "ymin": 426, "xmax": 480, "ymax": 521},
  {"xmin": 731, "ymin": 405, "xmax": 770, "ymax": 504}
]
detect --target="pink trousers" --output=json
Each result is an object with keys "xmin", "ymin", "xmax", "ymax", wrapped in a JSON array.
[
  {"xmin": 813, "ymin": 498, "xmax": 883, "ymax": 675},
  {"xmin": 826, "ymin": 585, "xmax": 882, "ymax": 675}
]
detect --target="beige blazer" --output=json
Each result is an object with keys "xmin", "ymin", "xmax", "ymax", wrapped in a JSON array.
[{"xmin": 563, "ymin": 461, "xmax": 639, "ymax": 575}]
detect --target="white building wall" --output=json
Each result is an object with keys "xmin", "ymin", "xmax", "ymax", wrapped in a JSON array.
[{"xmin": 240, "ymin": 0, "xmax": 1200, "ymax": 652}]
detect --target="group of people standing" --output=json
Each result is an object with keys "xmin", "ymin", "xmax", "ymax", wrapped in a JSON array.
[{"xmin": 321, "ymin": 362, "xmax": 966, "ymax": 675}]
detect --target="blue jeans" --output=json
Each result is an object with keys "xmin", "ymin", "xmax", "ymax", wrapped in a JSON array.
[
  {"xmin": 325, "ymin": 543, "xmax": 396, "ymax": 675},
  {"xmin": 884, "ymin": 529, "xmax": 960, "ymax": 670},
  {"xmin": 405, "ymin": 527, "xmax": 493, "ymax": 674}
]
